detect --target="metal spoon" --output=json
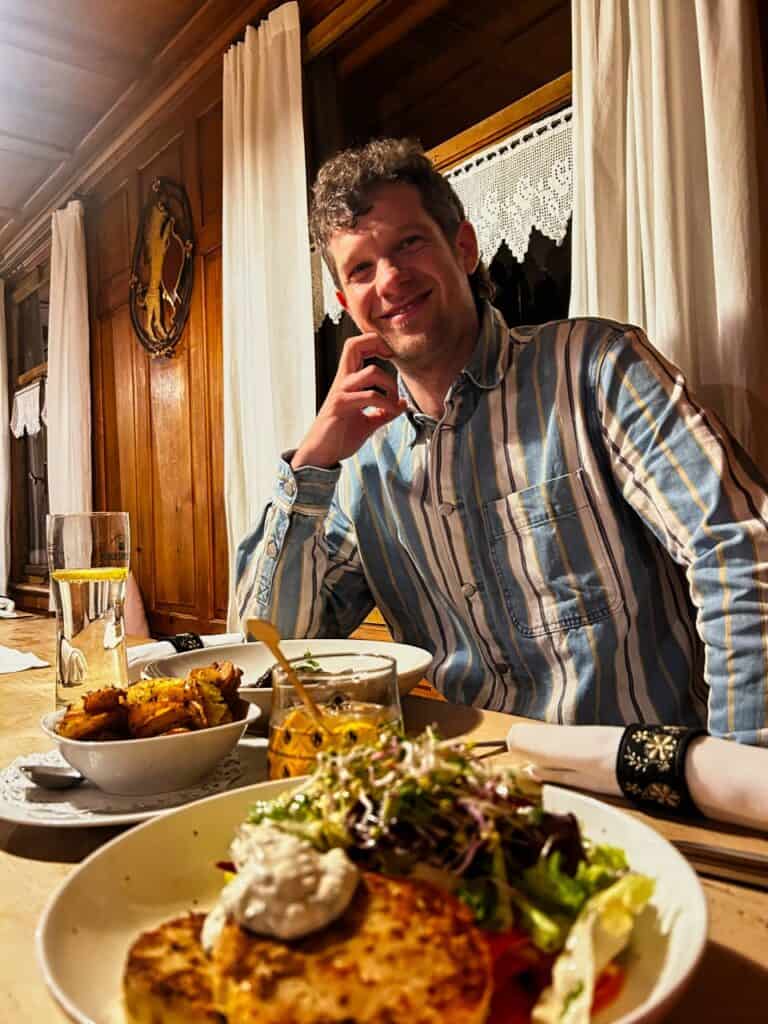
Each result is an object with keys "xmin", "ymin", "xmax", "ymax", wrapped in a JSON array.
[{"xmin": 19, "ymin": 764, "xmax": 86, "ymax": 790}]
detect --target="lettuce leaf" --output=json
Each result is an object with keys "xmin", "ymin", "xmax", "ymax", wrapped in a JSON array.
[{"xmin": 531, "ymin": 873, "xmax": 655, "ymax": 1024}]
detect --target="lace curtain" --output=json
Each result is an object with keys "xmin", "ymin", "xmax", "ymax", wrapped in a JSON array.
[{"xmin": 312, "ymin": 107, "xmax": 573, "ymax": 328}]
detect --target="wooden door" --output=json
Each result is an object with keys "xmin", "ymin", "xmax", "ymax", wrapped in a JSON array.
[{"xmin": 87, "ymin": 70, "xmax": 227, "ymax": 635}]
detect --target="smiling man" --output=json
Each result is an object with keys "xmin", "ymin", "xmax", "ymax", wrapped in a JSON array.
[{"xmin": 235, "ymin": 138, "xmax": 768, "ymax": 745}]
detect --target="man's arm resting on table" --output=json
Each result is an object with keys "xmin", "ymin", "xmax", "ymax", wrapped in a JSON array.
[{"xmin": 596, "ymin": 328, "xmax": 768, "ymax": 745}]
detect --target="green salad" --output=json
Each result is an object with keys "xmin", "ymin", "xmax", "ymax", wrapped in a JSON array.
[{"xmin": 249, "ymin": 726, "xmax": 654, "ymax": 1014}]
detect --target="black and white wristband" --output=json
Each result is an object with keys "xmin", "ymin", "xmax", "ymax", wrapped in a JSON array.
[
  {"xmin": 166, "ymin": 632, "xmax": 205, "ymax": 653},
  {"xmin": 616, "ymin": 724, "xmax": 706, "ymax": 818}
]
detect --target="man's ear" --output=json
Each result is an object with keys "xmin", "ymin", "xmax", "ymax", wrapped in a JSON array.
[
  {"xmin": 335, "ymin": 289, "xmax": 348, "ymax": 311},
  {"xmin": 455, "ymin": 220, "xmax": 479, "ymax": 274}
]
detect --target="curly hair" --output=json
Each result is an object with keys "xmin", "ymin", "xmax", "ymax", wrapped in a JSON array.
[{"xmin": 310, "ymin": 138, "xmax": 493, "ymax": 303}]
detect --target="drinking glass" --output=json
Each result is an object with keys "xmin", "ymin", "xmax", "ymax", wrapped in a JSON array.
[
  {"xmin": 267, "ymin": 652, "xmax": 403, "ymax": 779},
  {"xmin": 47, "ymin": 512, "xmax": 130, "ymax": 710}
]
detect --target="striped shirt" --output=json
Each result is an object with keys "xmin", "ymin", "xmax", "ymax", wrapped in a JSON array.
[{"xmin": 236, "ymin": 304, "xmax": 768, "ymax": 745}]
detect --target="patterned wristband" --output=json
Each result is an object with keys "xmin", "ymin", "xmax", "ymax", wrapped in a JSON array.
[
  {"xmin": 616, "ymin": 724, "xmax": 706, "ymax": 818},
  {"xmin": 167, "ymin": 632, "xmax": 205, "ymax": 653}
]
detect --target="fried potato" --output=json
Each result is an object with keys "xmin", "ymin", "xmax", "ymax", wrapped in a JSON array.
[
  {"xmin": 126, "ymin": 700, "xmax": 204, "ymax": 738},
  {"xmin": 125, "ymin": 678, "xmax": 187, "ymax": 705},
  {"xmin": 56, "ymin": 707, "xmax": 128, "ymax": 741},
  {"xmin": 55, "ymin": 661, "xmax": 242, "ymax": 742},
  {"xmin": 83, "ymin": 687, "xmax": 126, "ymax": 714},
  {"xmin": 189, "ymin": 661, "xmax": 243, "ymax": 711}
]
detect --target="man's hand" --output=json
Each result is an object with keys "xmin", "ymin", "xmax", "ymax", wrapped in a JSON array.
[{"xmin": 292, "ymin": 333, "xmax": 407, "ymax": 469}]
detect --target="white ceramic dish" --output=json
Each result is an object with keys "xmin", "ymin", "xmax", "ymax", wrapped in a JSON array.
[
  {"xmin": 142, "ymin": 639, "xmax": 433, "ymax": 720},
  {"xmin": 40, "ymin": 702, "xmax": 260, "ymax": 796},
  {"xmin": 37, "ymin": 782, "xmax": 707, "ymax": 1024},
  {"xmin": 0, "ymin": 740, "xmax": 268, "ymax": 828}
]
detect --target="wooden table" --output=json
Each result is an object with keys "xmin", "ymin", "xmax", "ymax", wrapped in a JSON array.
[{"xmin": 1, "ymin": 617, "xmax": 767, "ymax": 1023}]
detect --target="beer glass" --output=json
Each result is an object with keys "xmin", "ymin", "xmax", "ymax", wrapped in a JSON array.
[{"xmin": 47, "ymin": 512, "xmax": 130, "ymax": 709}]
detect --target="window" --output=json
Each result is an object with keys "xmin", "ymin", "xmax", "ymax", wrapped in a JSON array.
[{"xmin": 6, "ymin": 265, "xmax": 50, "ymax": 608}]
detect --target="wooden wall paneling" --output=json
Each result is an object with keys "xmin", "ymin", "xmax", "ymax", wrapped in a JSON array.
[
  {"xmin": 137, "ymin": 136, "xmax": 199, "ymax": 623},
  {"xmin": 88, "ymin": 308, "xmax": 107, "ymax": 514},
  {"xmin": 108, "ymin": 305, "xmax": 143, "ymax": 583},
  {"xmin": 195, "ymin": 96, "xmax": 227, "ymax": 624},
  {"xmin": 202, "ymin": 246, "xmax": 227, "ymax": 622},
  {"xmin": 85, "ymin": 70, "xmax": 227, "ymax": 635},
  {"xmin": 180, "ymin": 107, "xmax": 215, "ymax": 631},
  {"xmin": 197, "ymin": 100, "xmax": 223, "ymax": 231}
]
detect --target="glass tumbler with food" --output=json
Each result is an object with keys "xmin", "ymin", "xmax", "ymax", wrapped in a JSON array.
[
  {"xmin": 47, "ymin": 512, "xmax": 130, "ymax": 710},
  {"xmin": 267, "ymin": 652, "xmax": 402, "ymax": 779}
]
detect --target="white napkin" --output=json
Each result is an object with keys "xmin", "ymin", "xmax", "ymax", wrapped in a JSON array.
[
  {"xmin": 506, "ymin": 723, "xmax": 768, "ymax": 834},
  {"xmin": 0, "ymin": 597, "xmax": 18, "ymax": 618},
  {"xmin": 127, "ymin": 632, "xmax": 245, "ymax": 667},
  {"xmin": 0, "ymin": 644, "xmax": 50, "ymax": 673}
]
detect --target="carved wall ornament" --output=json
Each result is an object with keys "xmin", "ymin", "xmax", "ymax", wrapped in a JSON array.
[{"xmin": 129, "ymin": 178, "xmax": 195, "ymax": 357}]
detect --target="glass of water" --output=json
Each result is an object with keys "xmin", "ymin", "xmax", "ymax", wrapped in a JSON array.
[{"xmin": 47, "ymin": 512, "xmax": 130, "ymax": 710}]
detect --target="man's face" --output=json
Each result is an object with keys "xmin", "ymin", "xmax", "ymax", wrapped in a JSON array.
[{"xmin": 328, "ymin": 183, "xmax": 479, "ymax": 371}]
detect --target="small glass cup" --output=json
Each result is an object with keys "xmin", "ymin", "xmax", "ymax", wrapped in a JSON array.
[
  {"xmin": 47, "ymin": 512, "xmax": 130, "ymax": 710},
  {"xmin": 267, "ymin": 652, "xmax": 403, "ymax": 779}
]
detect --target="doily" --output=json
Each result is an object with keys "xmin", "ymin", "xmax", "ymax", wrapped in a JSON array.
[{"xmin": 0, "ymin": 749, "xmax": 248, "ymax": 827}]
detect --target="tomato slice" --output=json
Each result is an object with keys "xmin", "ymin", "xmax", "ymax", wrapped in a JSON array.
[
  {"xmin": 592, "ymin": 962, "xmax": 625, "ymax": 1014},
  {"xmin": 486, "ymin": 928, "xmax": 625, "ymax": 1023}
]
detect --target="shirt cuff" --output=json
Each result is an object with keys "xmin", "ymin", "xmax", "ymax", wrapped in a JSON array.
[{"xmin": 277, "ymin": 451, "xmax": 341, "ymax": 514}]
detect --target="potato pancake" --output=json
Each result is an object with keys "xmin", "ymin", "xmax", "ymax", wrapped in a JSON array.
[
  {"xmin": 123, "ymin": 874, "xmax": 492, "ymax": 1024},
  {"xmin": 212, "ymin": 872, "xmax": 491, "ymax": 1023},
  {"xmin": 123, "ymin": 912, "xmax": 223, "ymax": 1024}
]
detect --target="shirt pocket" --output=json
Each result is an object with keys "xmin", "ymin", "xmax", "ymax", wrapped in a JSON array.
[{"xmin": 483, "ymin": 469, "xmax": 623, "ymax": 637}]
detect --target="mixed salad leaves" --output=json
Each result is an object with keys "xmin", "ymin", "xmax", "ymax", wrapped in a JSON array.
[{"xmin": 249, "ymin": 727, "xmax": 654, "ymax": 1023}]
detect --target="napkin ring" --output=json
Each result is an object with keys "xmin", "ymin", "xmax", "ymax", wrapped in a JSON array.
[
  {"xmin": 167, "ymin": 632, "xmax": 204, "ymax": 653},
  {"xmin": 616, "ymin": 724, "xmax": 706, "ymax": 818}
]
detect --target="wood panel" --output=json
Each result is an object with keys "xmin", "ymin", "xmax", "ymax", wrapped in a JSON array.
[
  {"xmin": 87, "ymin": 73, "xmax": 225, "ymax": 635},
  {"xmin": 197, "ymin": 102, "xmax": 223, "ymax": 229},
  {"xmin": 203, "ymin": 247, "xmax": 228, "ymax": 621},
  {"xmin": 340, "ymin": 0, "xmax": 570, "ymax": 151}
]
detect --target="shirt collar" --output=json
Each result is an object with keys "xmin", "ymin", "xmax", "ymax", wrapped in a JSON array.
[{"xmin": 398, "ymin": 301, "xmax": 510, "ymax": 433}]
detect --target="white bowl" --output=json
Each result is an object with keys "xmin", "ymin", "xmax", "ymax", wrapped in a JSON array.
[
  {"xmin": 142, "ymin": 639, "xmax": 433, "ymax": 721},
  {"xmin": 36, "ymin": 782, "xmax": 707, "ymax": 1024},
  {"xmin": 40, "ymin": 702, "xmax": 260, "ymax": 796}
]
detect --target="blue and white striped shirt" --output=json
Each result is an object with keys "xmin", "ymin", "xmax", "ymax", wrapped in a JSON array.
[{"xmin": 236, "ymin": 305, "xmax": 768, "ymax": 744}]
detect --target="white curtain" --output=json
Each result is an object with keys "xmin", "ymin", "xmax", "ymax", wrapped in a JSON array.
[
  {"xmin": 222, "ymin": 1, "xmax": 315, "ymax": 627},
  {"xmin": 570, "ymin": 0, "xmax": 768, "ymax": 464},
  {"xmin": 46, "ymin": 199, "xmax": 92, "ymax": 515},
  {"xmin": 0, "ymin": 280, "xmax": 10, "ymax": 595}
]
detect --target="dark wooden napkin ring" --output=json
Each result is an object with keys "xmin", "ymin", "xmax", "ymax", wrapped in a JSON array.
[{"xmin": 616, "ymin": 724, "xmax": 706, "ymax": 818}]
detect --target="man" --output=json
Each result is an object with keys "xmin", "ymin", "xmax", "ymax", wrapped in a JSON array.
[{"xmin": 236, "ymin": 138, "xmax": 768, "ymax": 745}]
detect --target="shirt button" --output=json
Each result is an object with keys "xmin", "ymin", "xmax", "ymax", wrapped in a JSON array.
[
  {"xmin": 461, "ymin": 582, "xmax": 476, "ymax": 599},
  {"xmin": 438, "ymin": 502, "xmax": 455, "ymax": 516},
  {"xmin": 284, "ymin": 479, "xmax": 296, "ymax": 497},
  {"xmin": 266, "ymin": 541, "xmax": 278, "ymax": 558}
]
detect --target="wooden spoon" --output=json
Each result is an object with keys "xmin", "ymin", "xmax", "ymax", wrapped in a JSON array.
[{"xmin": 247, "ymin": 619, "xmax": 329, "ymax": 732}]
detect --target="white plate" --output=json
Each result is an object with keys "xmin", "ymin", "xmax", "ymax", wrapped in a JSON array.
[
  {"xmin": 37, "ymin": 783, "xmax": 707, "ymax": 1024},
  {"xmin": 142, "ymin": 638, "xmax": 434, "ymax": 717},
  {"xmin": 0, "ymin": 740, "xmax": 267, "ymax": 828}
]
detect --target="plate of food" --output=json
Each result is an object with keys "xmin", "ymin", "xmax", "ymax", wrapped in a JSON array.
[
  {"xmin": 141, "ymin": 638, "xmax": 434, "ymax": 720},
  {"xmin": 37, "ymin": 729, "xmax": 707, "ymax": 1024}
]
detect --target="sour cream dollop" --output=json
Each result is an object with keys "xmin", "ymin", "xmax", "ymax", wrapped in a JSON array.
[{"xmin": 202, "ymin": 823, "xmax": 359, "ymax": 952}]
